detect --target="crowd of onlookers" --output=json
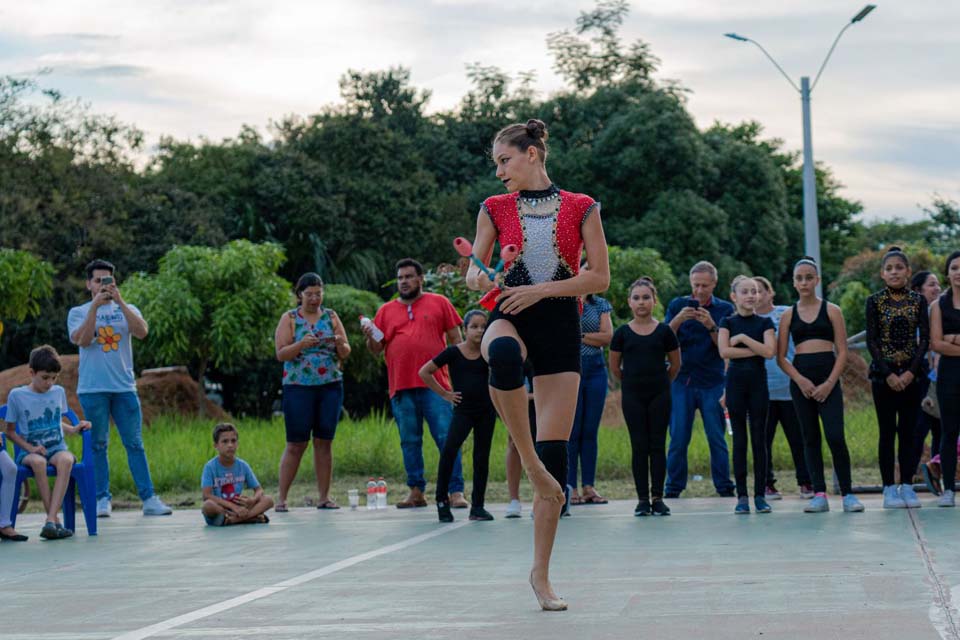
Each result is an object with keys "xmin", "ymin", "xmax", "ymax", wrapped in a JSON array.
[{"xmin": 2, "ymin": 246, "xmax": 959, "ymax": 540}]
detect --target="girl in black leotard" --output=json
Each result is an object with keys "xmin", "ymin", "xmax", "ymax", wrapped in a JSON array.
[
  {"xmin": 776, "ymin": 257, "xmax": 864, "ymax": 514},
  {"xmin": 466, "ymin": 119, "xmax": 610, "ymax": 611},
  {"xmin": 609, "ymin": 277, "xmax": 680, "ymax": 517},
  {"xmin": 419, "ymin": 310, "xmax": 498, "ymax": 522},
  {"xmin": 930, "ymin": 250, "xmax": 960, "ymax": 507}
]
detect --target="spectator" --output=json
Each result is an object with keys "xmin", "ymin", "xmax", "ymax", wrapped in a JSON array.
[
  {"xmin": 754, "ymin": 276, "xmax": 813, "ymax": 500},
  {"xmin": 274, "ymin": 273, "xmax": 351, "ymax": 512},
  {"xmin": 67, "ymin": 259, "xmax": 172, "ymax": 517},
  {"xmin": 364, "ymin": 258, "xmax": 467, "ymax": 509},
  {"xmin": 568, "ymin": 261, "xmax": 613, "ymax": 505},
  {"xmin": 201, "ymin": 423, "xmax": 273, "ymax": 526},
  {"xmin": 3, "ymin": 346, "xmax": 91, "ymax": 539},
  {"xmin": 865, "ymin": 247, "xmax": 928, "ymax": 509},
  {"xmin": 929, "ymin": 250, "xmax": 960, "ymax": 507},
  {"xmin": 910, "ymin": 270, "xmax": 942, "ymax": 491},
  {"xmin": 663, "ymin": 261, "xmax": 736, "ymax": 498}
]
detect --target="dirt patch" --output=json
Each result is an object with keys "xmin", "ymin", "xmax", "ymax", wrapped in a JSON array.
[
  {"xmin": 601, "ymin": 352, "xmax": 873, "ymax": 428},
  {"xmin": 0, "ymin": 357, "xmax": 226, "ymax": 424}
]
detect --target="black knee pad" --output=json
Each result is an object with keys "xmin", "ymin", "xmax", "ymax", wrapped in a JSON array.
[
  {"xmin": 536, "ymin": 440, "xmax": 569, "ymax": 491},
  {"xmin": 487, "ymin": 336, "xmax": 524, "ymax": 390}
]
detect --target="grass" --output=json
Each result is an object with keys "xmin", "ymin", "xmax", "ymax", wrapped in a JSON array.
[{"xmin": 15, "ymin": 403, "xmax": 890, "ymax": 511}]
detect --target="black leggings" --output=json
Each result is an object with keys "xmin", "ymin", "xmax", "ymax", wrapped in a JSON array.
[
  {"xmin": 789, "ymin": 352, "xmax": 853, "ymax": 495},
  {"xmin": 436, "ymin": 409, "xmax": 497, "ymax": 507},
  {"xmin": 910, "ymin": 375, "xmax": 942, "ymax": 476},
  {"xmin": 622, "ymin": 379, "xmax": 671, "ymax": 500},
  {"xmin": 938, "ymin": 359, "xmax": 960, "ymax": 493},
  {"xmin": 766, "ymin": 399, "xmax": 811, "ymax": 487},
  {"xmin": 872, "ymin": 377, "xmax": 921, "ymax": 486},
  {"xmin": 726, "ymin": 368, "xmax": 768, "ymax": 498}
]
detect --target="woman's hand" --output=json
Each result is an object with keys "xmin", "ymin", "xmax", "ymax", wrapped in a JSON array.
[
  {"xmin": 497, "ymin": 285, "xmax": 546, "ymax": 315},
  {"xmin": 443, "ymin": 390, "xmax": 462, "ymax": 405},
  {"xmin": 886, "ymin": 373, "xmax": 904, "ymax": 392},
  {"xmin": 812, "ymin": 379, "xmax": 836, "ymax": 403},
  {"xmin": 796, "ymin": 376, "xmax": 817, "ymax": 399},
  {"xmin": 729, "ymin": 334, "xmax": 743, "ymax": 347},
  {"xmin": 898, "ymin": 371, "xmax": 915, "ymax": 388},
  {"xmin": 299, "ymin": 334, "xmax": 320, "ymax": 350}
]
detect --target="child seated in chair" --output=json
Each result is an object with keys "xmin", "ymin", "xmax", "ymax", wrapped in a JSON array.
[
  {"xmin": 4, "ymin": 345, "xmax": 91, "ymax": 540},
  {"xmin": 202, "ymin": 423, "xmax": 273, "ymax": 526}
]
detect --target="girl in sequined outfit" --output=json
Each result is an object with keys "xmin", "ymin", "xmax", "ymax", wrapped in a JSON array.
[
  {"xmin": 865, "ymin": 247, "xmax": 929, "ymax": 509},
  {"xmin": 466, "ymin": 119, "xmax": 609, "ymax": 611}
]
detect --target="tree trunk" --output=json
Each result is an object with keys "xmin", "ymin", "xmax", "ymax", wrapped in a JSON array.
[{"xmin": 196, "ymin": 357, "xmax": 208, "ymax": 416}]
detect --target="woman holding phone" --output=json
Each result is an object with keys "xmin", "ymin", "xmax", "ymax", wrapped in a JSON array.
[{"xmin": 274, "ymin": 272, "xmax": 350, "ymax": 512}]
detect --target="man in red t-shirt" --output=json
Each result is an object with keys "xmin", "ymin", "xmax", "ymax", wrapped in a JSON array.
[{"xmin": 364, "ymin": 258, "xmax": 466, "ymax": 508}]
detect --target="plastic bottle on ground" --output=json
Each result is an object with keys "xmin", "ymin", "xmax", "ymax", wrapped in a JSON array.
[
  {"xmin": 366, "ymin": 477, "xmax": 377, "ymax": 510},
  {"xmin": 376, "ymin": 477, "xmax": 387, "ymax": 509}
]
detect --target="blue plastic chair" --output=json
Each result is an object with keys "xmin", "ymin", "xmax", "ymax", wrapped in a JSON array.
[{"xmin": 0, "ymin": 405, "xmax": 97, "ymax": 535}]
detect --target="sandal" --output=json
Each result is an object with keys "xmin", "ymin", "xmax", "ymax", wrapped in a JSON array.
[
  {"xmin": 569, "ymin": 494, "xmax": 584, "ymax": 505},
  {"xmin": 581, "ymin": 493, "xmax": 608, "ymax": 505},
  {"xmin": 274, "ymin": 502, "xmax": 289, "ymax": 513},
  {"xmin": 316, "ymin": 500, "xmax": 340, "ymax": 510}
]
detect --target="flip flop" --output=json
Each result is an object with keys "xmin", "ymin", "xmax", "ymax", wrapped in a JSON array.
[
  {"xmin": 316, "ymin": 500, "xmax": 340, "ymax": 510},
  {"xmin": 582, "ymin": 494, "xmax": 608, "ymax": 505},
  {"xmin": 274, "ymin": 503, "xmax": 289, "ymax": 513},
  {"xmin": 569, "ymin": 494, "xmax": 584, "ymax": 505}
]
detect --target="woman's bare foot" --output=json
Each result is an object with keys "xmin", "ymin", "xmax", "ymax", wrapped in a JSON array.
[
  {"xmin": 526, "ymin": 465, "xmax": 564, "ymax": 504},
  {"xmin": 530, "ymin": 568, "xmax": 567, "ymax": 611}
]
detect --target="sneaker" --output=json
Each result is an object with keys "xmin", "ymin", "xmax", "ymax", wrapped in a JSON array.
[
  {"xmin": 805, "ymin": 493, "xmax": 830, "ymax": 513},
  {"xmin": 437, "ymin": 501, "xmax": 454, "ymax": 523},
  {"xmin": 651, "ymin": 499, "xmax": 671, "ymax": 516},
  {"xmin": 900, "ymin": 484, "xmax": 922, "ymax": 509},
  {"xmin": 735, "ymin": 496, "xmax": 750, "ymax": 514},
  {"xmin": 469, "ymin": 507, "xmax": 494, "ymax": 521},
  {"xmin": 55, "ymin": 523, "xmax": 74, "ymax": 539},
  {"xmin": 40, "ymin": 522, "xmax": 60, "ymax": 540},
  {"xmin": 800, "ymin": 484, "xmax": 816, "ymax": 499},
  {"xmin": 754, "ymin": 497, "xmax": 772, "ymax": 513},
  {"xmin": 142, "ymin": 495, "xmax": 173, "ymax": 516},
  {"xmin": 560, "ymin": 484, "xmax": 572, "ymax": 518},
  {"xmin": 765, "ymin": 485, "xmax": 782, "ymax": 501},
  {"xmin": 505, "ymin": 499, "xmax": 522, "ymax": 519},
  {"xmin": 634, "ymin": 499, "xmax": 652, "ymax": 517},
  {"xmin": 939, "ymin": 489, "xmax": 955, "ymax": 508},
  {"xmin": 882, "ymin": 485, "xmax": 906, "ymax": 509},
  {"xmin": 97, "ymin": 497, "xmax": 112, "ymax": 518},
  {"xmin": 842, "ymin": 494, "xmax": 865, "ymax": 512},
  {"xmin": 922, "ymin": 464, "xmax": 942, "ymax": 496}
]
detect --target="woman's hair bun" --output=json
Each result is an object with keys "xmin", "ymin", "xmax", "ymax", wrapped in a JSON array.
[
  {"xmin": 886, "ymin": 245, "xmax": 903, "ymax": 253},
  {"xmin": 525, "ymin": 119, "xmax": 547, "ymax": 141}
]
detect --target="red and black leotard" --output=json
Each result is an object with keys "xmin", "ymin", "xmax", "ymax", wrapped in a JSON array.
[{"xmin": 483, "ymin": 184, "xmax": 599, "ymax": 376}]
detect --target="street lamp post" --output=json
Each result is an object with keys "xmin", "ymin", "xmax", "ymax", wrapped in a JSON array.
[{"xmin": 725, "ymin": 5, "xmax": 875, "ymax": 294}]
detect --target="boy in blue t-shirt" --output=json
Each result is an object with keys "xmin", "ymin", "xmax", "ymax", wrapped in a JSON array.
[
  {"xmin": 201, "ymin": 423, "xmax": 273, "ymax": 526},
  {"xmin": 4, "ymin": 346, "xmax": 91, "ymax": 540}
]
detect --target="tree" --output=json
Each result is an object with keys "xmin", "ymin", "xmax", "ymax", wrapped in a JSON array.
[
  {"xmin": 122, "ymin": 240, "xmax": 292, "ymax": 412},
  {"xmin": 923, "ymin": 195, "xmax": 960, "ymax": 255},
  {"xmin": 0, "ymin": 249, "xmax": 54, "ymax": 339},
  {"xmin": 639, "ymin": 189, "xmax": 729, "ymax": 281},
  {"xmin": 606, "ymin": 246, "xmax": 675, "ymax": 321}
]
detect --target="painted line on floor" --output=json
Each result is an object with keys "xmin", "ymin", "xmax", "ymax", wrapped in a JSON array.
[
  {"xmin": 909, "ymin": 509, "xmax": 960, "ymax": 640},
  {"xmin": 110, "ymin": 521, "xmax": 471, "ymax": 640}
]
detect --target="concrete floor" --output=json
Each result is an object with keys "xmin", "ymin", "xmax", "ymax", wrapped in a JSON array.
[{"xmin": 4, "ymin": 495, "xmax": 960, "ymax": 640}]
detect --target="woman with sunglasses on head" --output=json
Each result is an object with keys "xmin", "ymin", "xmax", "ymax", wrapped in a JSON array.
[
  {"xmin": 466, "ymin": 119, "xmax": 609, "ymax": 611},
  {"xmin": 776, "ymin": 257, "xmax": 863, "ymax": 513}
]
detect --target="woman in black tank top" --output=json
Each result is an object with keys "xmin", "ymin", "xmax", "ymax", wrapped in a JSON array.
[
  {"xmin": 776, "ymin": 258, "xmax": 863, "ymax": 513},
  {"xmin": 930, "ymin": 250, "xmax": 960, "ymax": 506}
]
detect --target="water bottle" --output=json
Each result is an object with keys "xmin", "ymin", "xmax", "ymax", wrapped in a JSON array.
[
  {"xmin": 724, "ymin": 408, "xmax": 733, "ymax": 436},
  {"xmin": 359, "ymin": 315, "xmax": 384, "ymax": 342},
  {"xmin": 376, "ymin": 477, "xmax": 388, "ymax": 509},
  {"xmin": 366, "ymin": 477, "xmax": 377, "ymax": 510}
]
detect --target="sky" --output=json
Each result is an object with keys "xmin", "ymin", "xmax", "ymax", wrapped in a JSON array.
[{"xmin": 1, "ymin": 0, "xmax": 958, "ymax": 222}]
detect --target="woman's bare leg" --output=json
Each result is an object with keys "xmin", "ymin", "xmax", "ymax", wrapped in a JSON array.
[
  {"xmin": 313, "ymin": 438, "xmax": 334, "ymax": 503},
  {"xmin": 278, "ymin": 442, "xmax": 309, "ymax": 506},
  {"xmin": 506, "ymin": 437, "xmax": 522, "ymax": 501}
]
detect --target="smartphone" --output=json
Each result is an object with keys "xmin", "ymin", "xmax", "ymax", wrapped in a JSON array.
[
  {"xmin": 101, "ymin": 275, "xmax": 114, "ymax": 286},
  {"xmin": 684, "ymin": 298, "xmax": 700, "ymax": 310}
]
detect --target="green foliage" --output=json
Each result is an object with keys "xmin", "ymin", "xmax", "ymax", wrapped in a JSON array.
[
  {"xmin": 321, "ymin": 283, "xmax": 385, "ymax": 384},
  {"xmin": 640, "ymin": 189, "xmax": 729, "ymax": 278},
  {"xmin": 0, "ymin": 248, "xmax": 54, "ymax": 324},
  {"xmin": 834, "ymin": 281, "xmax": 870, "ymax": 336},
  {"xmin": 122, "ymin": 240, "xmax": 292, "ymax": 381},
  {"xmin": 421, "ymin": 263, "xmax": 483, "ymax": 318},
  {"xmin": 606, "ymin": 245, "xmax": 675, "ymax": 322},
  {"xmin": 923, "ymin": 196, "xmax": 960, "ymax": 255}
]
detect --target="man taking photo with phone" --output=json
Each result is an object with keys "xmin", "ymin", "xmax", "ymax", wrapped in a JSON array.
[
  {"xmin": 68, "ymin": 259, "xmax": 173, "ymax": 517},
  {"xmin": 663, "ymin": 261, "xmax": 736, "ymax": 498}
]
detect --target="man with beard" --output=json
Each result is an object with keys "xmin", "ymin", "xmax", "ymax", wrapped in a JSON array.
[{"xmin": 364, "ymin": 259, "xmax": 468, "ymax": 508}]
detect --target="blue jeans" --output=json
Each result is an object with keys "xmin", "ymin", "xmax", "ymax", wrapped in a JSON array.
[
  {"xmin": 568, "ymin": 353, "xmax": 608, "ymax": 488},
  {"xmin": 79, "ymin": 392, "xmax": 156, "ymax": 502},
  {"xmin": 390, "ymin": 388, "xmax": 463, "ymax": 493},
  {"xmin": 665, "ymin": 381, "xmax": 734, "ymax": 495}
]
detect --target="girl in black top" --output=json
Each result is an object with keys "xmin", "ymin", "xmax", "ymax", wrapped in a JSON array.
[
  {"xmin": 718, "ymin": 276, "xmax": 776, "ymax": 514},
  {"xmin": 865, "ymin": 247, "xmax": 929, "ymax": 509},
  {"xmin": 609, "ymin": 278, "xmax": 680, "ymax": 516},
  {"xmin": 420, "ymin": 310, "xmax": 498, "ymax": 522},
  {"xmin": 777, "ymin": 258, "xmax": 864, "ymax": 513},
  {"xmin": 930, "ymin": 250, "xmax": 960, "ymax": 507}
]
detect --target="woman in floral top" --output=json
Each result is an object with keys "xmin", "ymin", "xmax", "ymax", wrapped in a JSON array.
[{"xmin": 274, "ymin": 273, "xmax": 351, "ymax": 511}]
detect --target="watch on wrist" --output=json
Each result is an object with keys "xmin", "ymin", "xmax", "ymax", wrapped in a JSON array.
[{"xmin": 709, "ymin": 326, "xmax": 719, "ymax": 334}]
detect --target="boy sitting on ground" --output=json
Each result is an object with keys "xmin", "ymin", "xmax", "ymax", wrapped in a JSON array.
[
  {"xmin": 4, "ymin": 345, "xmax": 91, "ymax": 540},
  {"xmin": 202, "ymin": 423, "xmax": 273, "ymax": 526}
]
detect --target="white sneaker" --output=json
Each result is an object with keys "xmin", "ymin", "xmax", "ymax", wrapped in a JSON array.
[
  {"xmin": 939, "ymin": 490, "xmax": 955, "ymax": 508},
  {"xmin": 505, "ymin": 499, "xmax": 522, "ymax": 519},
  {"xmin": 97, "ymin": 497, "xmax": 112, "ymax": 518},
  {"xmin": 142, "ymin": 495, "xmax": 173, "ymax": 516},
  {"xmin": 882, "ymin": 485, "xmax": 906, "ymax": 509},
  {"xmin": 899, "ymin": 484, "xmax": 922, "ymax": 508}
]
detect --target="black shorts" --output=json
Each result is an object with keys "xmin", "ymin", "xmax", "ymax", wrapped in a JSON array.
[{"xmin": 489, "ymin": 297, "xmax": 582, "ymax": 377}]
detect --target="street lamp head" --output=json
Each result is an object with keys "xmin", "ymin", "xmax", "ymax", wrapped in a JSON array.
[
  {"xmin": 724, "ymin": 32, "xmax": 749, "ymax": 42},
  {"xmin": 851, "ymin": 4, "xmax": 876, "ymax": 23}
]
